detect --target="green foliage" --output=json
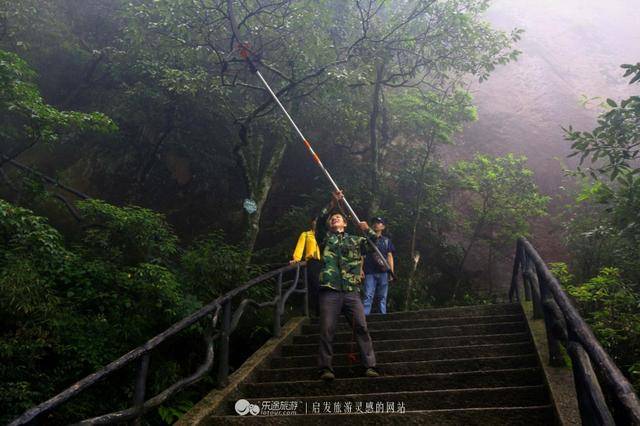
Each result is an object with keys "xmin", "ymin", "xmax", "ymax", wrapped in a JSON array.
[
  {"xmin": 563, "ymin": 62, "xmax": 640, "ymax": 282},
  {"xmin": 158, "ymin": 398, "xmax": 194, "ymax": 425},
  {"xmin": 77, "ymin": 199, "xmax": 179, "ymax": 266},
  {"xmin": 0, "ymin": 49, "xmax": 115, "ymax": 145},
  {"xmin": 181, "ymin": 231, "xmax": 263, "ymax": 302},
  {"xmin": 0, "ymin": 198, "xmax": 69, "ymax": 266},
  {"xmin": 385, "ymin": 89, "xmax": 478, "ymax": 154},
  {"xmin": 621, "ymin": 62, "xmax": 640, "ymax": 85},
  {"xmin": 344, "ymin": 0, "xmax": 522, "ymax": 86},
  {"xmin": 578, "ymin": 181, "xmax": 640, "ymax": 287},
  {"xmin": 0, "ymin": 199, "xmax": 198, "ymax": 423},
  {"xmin": 459, "ymin": 292, "xmax": 495, "ymax": 306},
  {"xmin": 0, "ymin": 1, "xmax": 533, "ymax": 421},
  {"xmin": 565, "ymin": 63, "xmax": 640, "ymax": 187},
  {"xmin": 116, "ymin": 0, "xmax": 523, "ymax": 251},
  {"xmin": 444, "ymin": 154, "xmax": 549, "ymax": 298},
  {"xmin": 549, "ymin": 262, "xmax": 573, "ymax": 287},
  {"xmin": 565, "ymin": 267, "xmax": 640, "ymax": 389},
  {"xmin": 452, "ymin": 153, "xmax": 549, "ymax": 251},
  {"xmin": 386, "ymin": 159, "xmax": 463, "ymax": 304},
  {"xmin": 563, "ymin": 61, "xmax": 640, "ymax": 390}
]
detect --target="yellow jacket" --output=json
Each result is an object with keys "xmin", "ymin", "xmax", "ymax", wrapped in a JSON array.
[{"xmin": 292, "ymin": 230, "xmax": 321, "ymax": 261}]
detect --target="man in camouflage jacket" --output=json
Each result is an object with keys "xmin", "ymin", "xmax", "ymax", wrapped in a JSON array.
[{"xmin": 315, "ymin": 190, "xmax": 378, "ymax": 380}]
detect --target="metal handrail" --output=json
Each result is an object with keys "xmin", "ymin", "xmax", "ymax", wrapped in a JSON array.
[
  {"xmin": 10, "ymin": 262, "xmax": 309, "ymax": 425},
  {"xmin": 509, "ymin": 237, "xmax": 640, "ymax": 425}
]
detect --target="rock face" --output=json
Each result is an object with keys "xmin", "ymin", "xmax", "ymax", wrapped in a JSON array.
[
  {"xmin": 454, "ymin": 0, "xmax": 640, "ymax": 186},
  {"xmin": 202, "ymin": 304, "xmax": 557, "ymax": 424},
  {"xmin": 443, "ymin": 0, "xmax": 640, "ymax": 288}
]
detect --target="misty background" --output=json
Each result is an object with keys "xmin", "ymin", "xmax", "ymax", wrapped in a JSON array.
[{"xmin": 447, "ymin": 0, "xmax": 640, "ymax": 283}]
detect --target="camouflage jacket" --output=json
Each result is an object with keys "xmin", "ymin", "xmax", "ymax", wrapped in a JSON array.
[{"xmin": 315, "ymin": 206, "xmax": 376, "ymax": 292}]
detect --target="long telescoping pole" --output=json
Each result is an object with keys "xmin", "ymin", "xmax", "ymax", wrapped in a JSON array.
[{"xmin": 239, "ymin": 46, "xmax": 394, "ymax": 275}]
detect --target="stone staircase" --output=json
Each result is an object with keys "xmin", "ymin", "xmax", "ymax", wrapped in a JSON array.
[{"xmin": 199, "ymin": 303, "xmax": 557, "ymax": 424}]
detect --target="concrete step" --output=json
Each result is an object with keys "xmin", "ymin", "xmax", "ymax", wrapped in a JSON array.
[
  {"xmin": 282, "ymin": 333, "xmax": 530, "ymax": 357},
  {"xmin": 270, "ymin": 342, "xmax": 535, "ymax": 369},
  {"xmin": 301, "ymin": 314, "xmax": 524, "ymax": 334},
  {"xmin": 257, "ymin": 354, "xmax": 539, "ymax": 383},
  {"xmin": 243, "ymin": 368, "xmax": 544, "ymax": 398},
  {"xmin": 188, "ymin": 303, "xmax": 556, "ymax": 425},
  {"xmin": 293, "ymin": 321, "xmax": 527, "ymax": 344},
  {"xmin": 212, "ymin": 405, "xmax": 555, "ymax": 425},
  {"xmin": 308, "ymin": 303, "xmax": 522, "ymax": 324},
  {"xmin": 226, "ymin": 385, "xmax": 549, "ymax": 414}
]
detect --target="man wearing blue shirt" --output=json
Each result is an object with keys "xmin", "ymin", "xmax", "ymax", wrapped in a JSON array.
[{"xmin": 363, "ymin": 217, "xmax": 395, "ymax": 315}]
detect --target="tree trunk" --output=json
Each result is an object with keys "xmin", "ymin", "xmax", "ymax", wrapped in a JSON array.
[
  {"xmin": 235, "ymin": 130, "xmax": 289, "ymax": 255},
  {"xmin": 368, "ymin": 61, "xmax": 385, "ymax": 216},
  {"xmin": 234, "ymin": 92, "xmax": 302, "ymax": 255},
  {"xmin": 404, "ymin": 131, "xmax": 435, "ymax": 310},
  {"xmin": 451, "ymin": 209, "xmax": 487, "ymax": 300},
  {"xmin": 404, "ymin": 213, "xmax": 421, "ymax": 310},
  {"xmin": 487, "ymin": 242, "xmax": 494, "ymax": 296}
]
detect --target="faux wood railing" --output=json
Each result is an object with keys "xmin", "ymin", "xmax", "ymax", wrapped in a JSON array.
[
  {"xmin": 9, "ymin": 262, "xmax": 309, "ymax": 425},
  {"xmin": 509, "ymin": 237, "xmax": 640, "ymax": 426}
]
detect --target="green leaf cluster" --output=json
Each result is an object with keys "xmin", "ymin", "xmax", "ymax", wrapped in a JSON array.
[
  {"xmin": 0, "ymin": 49, "xmax": 116, "ymax": 145},
  {"xmin": 0, "ymin": 198, "xmax": 258, "ymax": 423},
  {"xmin": 556, "ymin": 264, "xmax": 640, "ymax": 389},
  {"xmin": 452, "ymin": 153, "xmax": 549, "ymax": 246},
  {"xmin": 565, "ymin": 63, "xmax": 640, "ymax": 187}
]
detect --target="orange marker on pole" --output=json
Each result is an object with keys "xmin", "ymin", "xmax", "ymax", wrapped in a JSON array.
[{"xmin": 235, "ymin": 42, "xmax": 394, "ymax": 275}]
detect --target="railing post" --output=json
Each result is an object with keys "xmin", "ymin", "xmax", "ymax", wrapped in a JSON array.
[
  {"xmin": 217, "ymin": 299, "xmax": 232, "ymax": 388},
  {"xmin": 567, "ymin": 341, "xmax": 615, "ymax": 426},
  {"xmin": 526, "ymin": 262, "xmax": 544, "ymax": 319},
  {"xmin": 509, "ymin": 241, "xmax": 521, "ymax": 303},
  {"xmin": 523, "ymin": 275, "xmax": 532, "ymax": 301},
  {"xmin": 522, "ymin": 254, "xmax": 532, "ymax": 302},
  {"xmin": 510, "ymin": 237, "xmax": 640, "ymax": 425},
  {"xmin": 539, "ymin": 278, "xmax": 565, "ymax": 367},
  {"xmin": 132, "ymin": 353, "xmax": 150, "ymax": 426},
  {"xmin": 9, "ymin": 262, "xmax": 365, "ymax": 425},
  {"xmin": 273, "ymin": 272, "xmax": 283, "ymax": 337},
  {"xmin": 303, "ymin": 265, "xmax": 309, "ymax": 317}
]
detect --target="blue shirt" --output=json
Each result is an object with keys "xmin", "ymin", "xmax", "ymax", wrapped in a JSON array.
[{"xmin": 363, "ymin": 235, "xmax": 395, "ymax": 275}]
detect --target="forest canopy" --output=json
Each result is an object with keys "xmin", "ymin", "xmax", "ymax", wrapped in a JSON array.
[{"xmin": 2, "ymin": 0, "xmax": 637, "ymax": 424}]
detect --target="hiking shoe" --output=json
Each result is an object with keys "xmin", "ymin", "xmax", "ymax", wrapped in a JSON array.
[
  {"xmin": 319, "ymin": 368, "xmax": 335, "ymax": 381},
  {"xmin": 364, "ymin": 368, "xmax": 380, "ymax": 378}
]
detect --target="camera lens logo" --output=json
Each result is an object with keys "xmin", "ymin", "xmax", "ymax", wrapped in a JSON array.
[{"xmin": 235, "ymin": 399, "xmax": 260, "ymax": 416}]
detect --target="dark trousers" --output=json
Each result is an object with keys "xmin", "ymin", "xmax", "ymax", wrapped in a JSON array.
[
  {"xmin": 318, "ymin": 289, "xmax": 376, "ymax": 371},
  {"xmin": 307, "ymin": 259, "xmax": 321, "ymax": 317}
]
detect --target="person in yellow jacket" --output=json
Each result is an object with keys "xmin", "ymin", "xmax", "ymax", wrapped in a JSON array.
[{"xmin": 291, "ymin": 218, "xmax": 322, "ymax": 316}]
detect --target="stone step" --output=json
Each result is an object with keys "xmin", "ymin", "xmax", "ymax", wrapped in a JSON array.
[
  {"xmin": 270, "ymin": 342, "xmax": 535, "ymax": 369},
  {"xmin": 243, "ymin": 368, "xmax": 544, "ymax": 398},
  {"xmin": 282, "ymin": 333, "xmax": 530, "ymax": 357},
  {"xmin": 226, "ymin": 385, "xmax": 549, "ymax": 415},
  {"xmin": 183, "ymin": 302, "xmax": 557, "ymax": 425},
  {"xmin": 293, "ymin": 321, "xmax": 527, "ymax": 344},
  {"xmin": 301, "ymin": 314, "xmax": 524, "ymax": 334},
  {"xmin": 257, "ymin": 354, "xmax": 539, "ymax": 383},
  {"xmin": 308, "ymin": 303, "xmax": 522, "ymax": 324},
  {"xmin": 212, "ymin": 405, "xmax": 555, "ymax": 425}
]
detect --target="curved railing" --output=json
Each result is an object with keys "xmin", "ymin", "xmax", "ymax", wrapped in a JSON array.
[
  {"xmin": 509, "ymin": 237, "xmax": 640, "ymax": 425},
  {"xmin": 9, "ymin": 262, "xmax": 309, "ymax": 425}
]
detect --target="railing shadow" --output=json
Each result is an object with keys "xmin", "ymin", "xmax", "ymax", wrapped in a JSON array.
[{"xmin": 509, "ymin": 237, "xmax": 640, "ymax": 425}]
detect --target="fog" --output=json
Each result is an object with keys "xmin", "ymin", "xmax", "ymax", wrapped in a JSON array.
[
  {"xmin": 449, "ymin": 0, "xmax": 640, "ymax": 196},
  {"xmin": 440, "ymin": 0, "xmax": 640, "ymax": 279}
]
